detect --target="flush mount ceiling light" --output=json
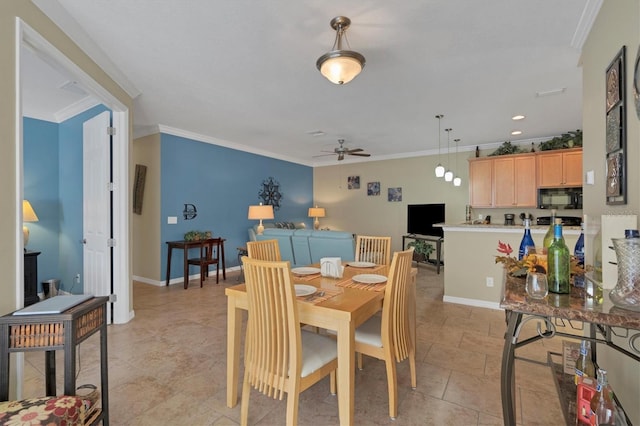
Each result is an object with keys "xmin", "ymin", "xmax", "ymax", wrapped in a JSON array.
[
  {"xmin": 316, "ymin": 16, "xmax": 366, "ymax": 85},
  {"xmin": 512, "ymin": 115, "xmax": 525, "ymax": 121},
  {"xmin": 434, "ymin": 114, "xmax": 445, "ymax": 178},
  {"xmin": 444, "ymin": 128, "xmax": 454, "ymax": 182},
  {"xmin": 511, "ymin": 130, "xmax": 523, "ymax": 136}
]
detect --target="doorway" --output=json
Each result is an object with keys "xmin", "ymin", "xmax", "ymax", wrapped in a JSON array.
[{"xmin": 18, "ymin": 20, "xmax": 131, "ymax": 324}]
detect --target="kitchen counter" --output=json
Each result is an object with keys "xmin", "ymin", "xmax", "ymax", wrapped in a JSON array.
[{"xmin": 440, "ymin": 222, "xmax": 581, "ymax": 234}]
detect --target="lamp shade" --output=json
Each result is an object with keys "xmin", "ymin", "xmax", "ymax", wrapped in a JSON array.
[
  {"xmin": 318, "ymin": 54, "xmax": 364, "ymax": 85},
  {"xmin": 23, "ymin": 200, "xmax": 39, "ymax": 222},
  {"xmin": 308, "ymin": 207, "xmax": 326, "ymax": 218},
  {"xmin": 248, "ymin": 204, "xmax": 274, "ymax": 220}
]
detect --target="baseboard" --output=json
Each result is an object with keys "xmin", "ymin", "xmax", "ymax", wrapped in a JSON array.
[
  {"xmin": 442, "ymin": 295, "xmax": 502, "ymax": 310},
  {"xmin": 134, "ymin": 266, "xmax": 241, "ymax": 287}
]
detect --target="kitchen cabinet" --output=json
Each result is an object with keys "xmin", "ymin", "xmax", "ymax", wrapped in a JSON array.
[
  {"xmin": 493, "ymin": 154, "xmax": 536, "ymax": 207},
  {"xmin": 469, "ymin": 158, "xmax": 493, "ymax": 207},
  {"xmin": 468, "ymin": 154, "xmax": 536, "ymax": 208},
  {"xmin": 537, "ymin": 148, "xmax": 582, "ymax": 188}
]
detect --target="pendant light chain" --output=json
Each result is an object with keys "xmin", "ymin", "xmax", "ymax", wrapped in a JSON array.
[
  {"xmin": 434, "ymin": 114, "xmax": 445, "ymax": 178},
  {"xmin": 444, "ymin": 128, "xmax": 453, "ymax": 182}
]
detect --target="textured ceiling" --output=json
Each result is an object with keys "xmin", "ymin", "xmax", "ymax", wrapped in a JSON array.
[{"xmin": 26, "ymin": 0, "xmax": 600, "ymax": 166}]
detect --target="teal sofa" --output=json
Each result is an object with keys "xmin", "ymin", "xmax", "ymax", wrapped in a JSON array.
[{"xmin": 248, "ymin": 227, "xmax": 355, "ymax": 267}]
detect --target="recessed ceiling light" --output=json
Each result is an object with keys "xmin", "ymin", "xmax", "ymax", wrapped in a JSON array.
[
  {"xmin": 511, "ymin": 130, "xmax": 522, "ymax": 136},
  {"xmin": 512, "ymin": 115, "xmax": 525, "ymax": 121}
]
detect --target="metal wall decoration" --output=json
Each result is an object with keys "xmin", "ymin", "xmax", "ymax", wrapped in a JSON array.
[
  {"xmin": 605, "ymin": 46, "xmax": 627, "ymax": 205},
  {"xmin": 132, "ymin": 164, "xmax": 147, "ymax": 215},
  {"xmin": 183, "ymin": 203, "xmax": 197, "ymax": 220},
  {"xmin": 258, "ymin": 177, "xmax": 283, "ymax": 210}
]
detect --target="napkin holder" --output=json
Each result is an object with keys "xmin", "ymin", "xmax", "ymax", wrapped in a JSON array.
[{"xmin": 321, "ymin": 257, "xmax": 344, "ymax": 278}]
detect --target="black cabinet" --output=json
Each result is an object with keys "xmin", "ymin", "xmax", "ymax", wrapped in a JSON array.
[{"xmin": 24, "ymin": 251, "xmax": 41, "ymax": 306}]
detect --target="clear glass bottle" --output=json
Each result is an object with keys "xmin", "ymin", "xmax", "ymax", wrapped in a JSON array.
[
  {"xmin": 547, "ymin": 223, "xmax": 570, "ymax": 293},
  {"xmin": 590, "ymin": 369, "xmax": 616, "ymax": 425},
  {"xmin": 574, "ymin": 340, "xmax": 595, "ymax": 385},
  {"xmin": 518, "ymin": 218, "xmax": 535, "ymax": 260}
]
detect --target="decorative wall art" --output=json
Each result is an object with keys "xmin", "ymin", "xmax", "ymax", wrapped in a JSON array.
[
  {"xmin": 388, "ymin": 187, "xmax": 402, "ymax": 202},
  {"xmin": 259, "ymin": 177, "xmax": 283, "ymax": 210},
  {"xmin": 132, "ymin": 164, "xmax": 147, "ymax": 215},
  {"xmin": 605, "ymin": 46, "xmax": 627, "ymax": 205},
  {"xmin": 367, "ymin": 181, "xmax": 380, "ymax": 196},
  {"xmin": 347, "ymin": 175, "xmax": 360, "ymax": 189},
  {"xmin": 183, "ymin": 203, "xmax": 197, "ymax": 220}
]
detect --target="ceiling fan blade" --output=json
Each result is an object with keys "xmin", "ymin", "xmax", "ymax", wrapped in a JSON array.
[
  {"xmin": 349, "ymin": 152, "xmax": 371, "ymax": 157},
  {"xmin": 346, "ymin": 148, "xmax": 363, "ymax": 154},
  {"xmin": 313, "ymin": 153, "xmax": 337, "ymax": 158}
]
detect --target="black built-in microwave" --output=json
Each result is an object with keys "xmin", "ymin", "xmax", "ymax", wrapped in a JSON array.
[{"xmin": 538, "ymin": 187, "xmax": 582, "ymax": 209}]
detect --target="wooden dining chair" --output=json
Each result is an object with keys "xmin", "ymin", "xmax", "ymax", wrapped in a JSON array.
[
  {"xmin": 186, "ymin": 238, "xmax": 222, "ymax": 287},
  {"xmin": 240, "ymin": 256, "xmax": 338, "ymax": 425},
  {"xmin": 354, "ymin": 248, "xmax": 416, "ymax": 420},
  {"xmin": 246, "ymin": 239, "xmax": 281, "ymax": 261},
  {"xmin": 355, "ymin": 235, "xmax": 392, "ymax": 266}
]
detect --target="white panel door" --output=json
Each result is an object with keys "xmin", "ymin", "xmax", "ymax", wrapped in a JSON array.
[{"xmin": 83, "ymin": 111, "xmax": 111, "ymax": 316}]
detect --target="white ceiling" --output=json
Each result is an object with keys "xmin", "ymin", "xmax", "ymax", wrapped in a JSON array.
[{"xmin": 25, "ymin": 0, "xmax": 600, "ymax": 166}]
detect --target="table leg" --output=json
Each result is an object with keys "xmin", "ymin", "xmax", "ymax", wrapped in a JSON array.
[
  {"xmin": 336, "ymin": 321, "xmax": 355, "ymax": 426},
  {"xmin": 100, "ymin": 322, "xmax": 110, "ymax": 425},
  {"xmin": 166, "ymin": 244, "xmax": 173, "ymax": 286},
  {"xmin": 436, "ymin": 239, "xmax": 442, "ymax": 274},
  {"xmin": 226, "ymin": 298, "xmax": 243, "ymax": 408},
  {"xmin": 501, "ymin": 310, "xmax": 522, "ymax": 426},
  {"xmin": 183, "ymin": 246, "xmax": 189, "ymax": 289},
  {"xmin": 64, "ymin": 332, "xmax": 76, "ymax": 395},
  {"xmin": 221, "ymin": 241, "xmax": 226, "ymax": 280},
  {"xmin": 45, "ymin": 350, "xmax": 56, "ymax": 396}
]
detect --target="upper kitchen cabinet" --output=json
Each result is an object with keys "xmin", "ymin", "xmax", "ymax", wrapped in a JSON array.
[
  {"xmin": 468, "ymin": 153, "xmax": 537, "ymax": 208},
  {"xmin": 469, "ymin": 158, "xmax": 493, "ymax": 207},
  {"xmin": 536, "ymin": 148, "xmax": 583, "ymax": 188},
  {"xmin": 493, "ymin": 154, "xmax": 537, "ymax": 207}
]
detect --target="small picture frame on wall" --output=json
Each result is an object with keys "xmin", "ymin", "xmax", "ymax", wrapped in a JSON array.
[
  {"xmin": 605, "ymin": 46, "xmax": 627, "ymax": 205},
  {"xmin": 388, "ymin": 187, "xmax": 402, "ymax": 202},
  {"xmin": 367, "ymin": 182, "xmax": 380, "ymax": 196},
  {"xmin": 347, "ymin": 176, "xmax": 360, "ymax": 189}
]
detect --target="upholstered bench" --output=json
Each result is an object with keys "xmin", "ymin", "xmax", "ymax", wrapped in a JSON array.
[{"xmin": 0, "ymin": 388, "xmax": 99, "ymax": 426}]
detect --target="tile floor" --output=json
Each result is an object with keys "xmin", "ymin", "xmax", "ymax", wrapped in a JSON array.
[{"xmin": 21, "ymin": 265, "xmax": 577, "ymax": 425}]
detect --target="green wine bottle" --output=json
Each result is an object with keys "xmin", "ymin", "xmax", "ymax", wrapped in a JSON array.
[
  {"xmin": 543, "ymin": 210, "xmax": 559, "ymax": 254},
  {"xmin": 548, "ymin": 223, "xmax": 570, "ymax": 293}
]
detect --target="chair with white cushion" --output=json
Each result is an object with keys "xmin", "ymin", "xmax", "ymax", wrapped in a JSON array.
[
  {"xmin": 240, "ymin": 256, "xmax": 338, "ymax": 425},
  {"xmin": 354, "ymin": 248, "xmax": 416, "ymax": 420}
]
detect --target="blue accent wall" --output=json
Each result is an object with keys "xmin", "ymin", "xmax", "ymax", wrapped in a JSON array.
[
  {"xmin": 160, "ymin": 133, "xmax": 313, "ymax": 280},
  {"xmin": 23, "ymin": 105, "xmax": 109, "ymax": 294}
]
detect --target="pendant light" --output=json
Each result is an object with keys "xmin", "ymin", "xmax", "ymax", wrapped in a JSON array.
[
  {"xmin": 453, "ymin": 138, "xmax": 462, "ymax": 187},
  {"xmin": 434, "ymin": 115, "xmax": 445, "ymax": 177},
  {"xmin": 444, "ymin": 128, "xmax": 454, "ymax": 182},
  {"xmin": 316, "ymin": 16, "xmax": 366, "ymax": 85}
]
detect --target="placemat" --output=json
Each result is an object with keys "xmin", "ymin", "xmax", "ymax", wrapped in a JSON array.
[
  {"xmin": 298, "ymin": 288, "xmax": 341, "ymax": 304},
  {"xmin": 335, "ymin": 278, "xmax": 386, "ymax": 292},
  {"xmin": 292, "ymin": 273, "xmax": 321, "ymax": 281}
]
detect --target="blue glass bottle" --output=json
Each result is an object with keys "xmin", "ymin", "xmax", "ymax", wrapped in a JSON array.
[
  {"xmin": 574, "ymin": 223, "xmax": 585, "ymax": 267},
  {"xmin": 519, "ymin": 218, "xmax": 535, "ymax": 260}
]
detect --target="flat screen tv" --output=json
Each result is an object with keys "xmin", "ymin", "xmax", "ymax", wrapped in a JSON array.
[{"xmin": 407, "ymin": 204, "xmax": 445, "ymax": 237}]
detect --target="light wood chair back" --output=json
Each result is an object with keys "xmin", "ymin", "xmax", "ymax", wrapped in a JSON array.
[
  {"xmin": 240, "ymin": 257, "xmax": 337, "ymax": 425},
  {"xmin": 355, "ymin": 235, "xmax": 392, "ymax": 266},
  {"xmin": 354, "ymin": 248, "xmax": 416, "ymax": 419},
  {"xmin": 186, "ymin": 238, "xmax": 222, "ymax": 287},
  {"xmin": 246, "ymin": 239, "xmax": 281, "ymax": 261}
]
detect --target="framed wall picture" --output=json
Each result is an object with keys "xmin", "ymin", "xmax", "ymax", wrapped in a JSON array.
[
  {"xmin": 347, "ymin": 175, "xmax": 360, "ymax": 189},
  {"xmin": 133, "ymin": 164, "xmax": 147, "ymax": 214},
  {"xmin": 605, "ymin": 46, "xmax": 627, "ymax": 205},
  {"xmin": 388, "ymin": 187, "xmax": 402, "ymax": 202},
  {"xmin": 367, "ymin": 181, "xmax": 380, "ymax": 196}
]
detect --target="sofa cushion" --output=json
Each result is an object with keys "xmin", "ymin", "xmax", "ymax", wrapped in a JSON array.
[
  {"xmin": 291, "ymin": 230, "xmax": 314, "ymax": 266},
  {"xmin": 308, "ymin": 231, "xmax": 355, "ymax": 263},
  {"xmin": 256, "ymin": 229, "xmax": 296, "ymax": 265}
]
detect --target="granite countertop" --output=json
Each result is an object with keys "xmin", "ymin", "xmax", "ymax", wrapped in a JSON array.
[
  {"xmin": 501, "ymin": 274, "xmax": 640, "ymax": 330},
  {"xmin": 440, "ymin": 222, "xmax": 581, "ymax": 232}
]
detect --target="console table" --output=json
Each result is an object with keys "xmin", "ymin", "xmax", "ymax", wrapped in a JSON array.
[
  {"xmin": 402, "ymin": 234, "xmax": 443, "ymax": 274},
  {"xmin": 500, "ymin": 275, "xmax": 640, "ymax": 425},
  {"xmin": 0, "ymin": 296, "xmax": 109, "ymax": 425},
  {"xmin": 165, "ymin": 238, "xmax": 226, "ymax": 288}
]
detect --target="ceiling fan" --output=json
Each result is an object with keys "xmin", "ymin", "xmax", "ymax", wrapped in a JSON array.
[{"xmin": 316, "ymin": 139, "xmax": 371, "ymax": 161}]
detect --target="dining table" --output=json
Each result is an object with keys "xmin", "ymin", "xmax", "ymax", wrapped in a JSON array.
[{"xmin": 225, "ymin": 262, "xmax": 416, "ymax": 426}]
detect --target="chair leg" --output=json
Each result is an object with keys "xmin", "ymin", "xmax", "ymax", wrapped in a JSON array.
[
  {"xmin": 216, "ymin": 264, "xmax": 220, "ymax": 284},
  {"xmin": 330, "ymin": 370, "xmax": 336, "ymax": 395},
  {"xmin": 240, "ymin": 371, "xmax": 251, "ymax": 426},
  {"xmin": 357, "ymin": 352, "xmax": 364, "ymax": 370},
  {"xmin": 285, "ymin": 391, "xmax": 300, "ymax": 426},
  {"xmin": 384, "ymin": 358, "xmax": 398, "ymax": 419},
  {"xmin": 409, "ymin": 350, "xmax": 417, "ymax": 390},
  {"xmin": 200, "ymin": 265, "xmax": 205, "ymax": 288}
]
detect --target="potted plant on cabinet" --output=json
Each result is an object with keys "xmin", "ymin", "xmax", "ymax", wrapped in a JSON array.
[{"xmin": 407, "ymin": 240, "xmax": 434, "ymax": 262}]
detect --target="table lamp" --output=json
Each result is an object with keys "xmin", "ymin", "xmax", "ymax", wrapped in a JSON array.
[
  {"xmin": 23, "ymin": 200, "xmax": 39, "ymax": 249},
  {"xmin": 308, "ymin": 206, "xmax": 326, "ymax": 230},
  {"xmin": 248, "ymin": 203, "xmax": 274, "ymax": 235}
]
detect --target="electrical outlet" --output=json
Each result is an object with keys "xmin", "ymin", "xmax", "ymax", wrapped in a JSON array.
[
  {"xmin": 75, "ymin": 274, "xmax": 81, "ymax": 284},
  {"xmin": 486, "ymin": 277, "xmax": 494, "ymax": 287}
]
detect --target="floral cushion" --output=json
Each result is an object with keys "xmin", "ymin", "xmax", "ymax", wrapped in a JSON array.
[{"xmin": 0, "ymin": 395, "xmax": 95, "ymax": 426}]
